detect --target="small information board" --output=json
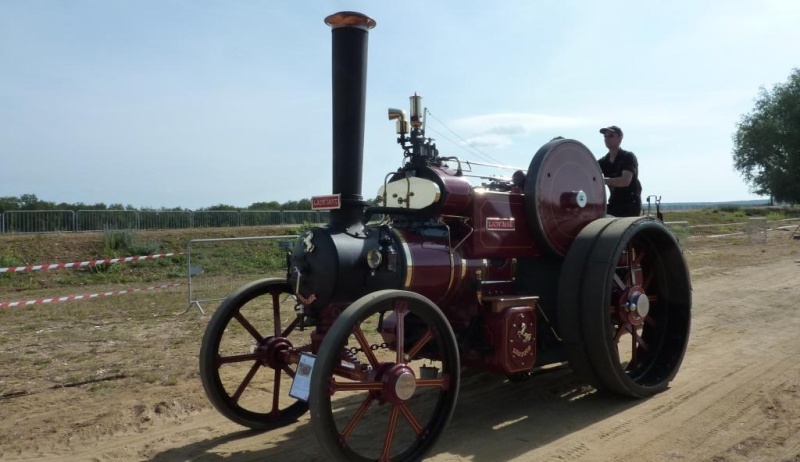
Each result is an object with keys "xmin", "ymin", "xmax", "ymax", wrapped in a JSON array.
[{"xmin": 289, "ymin": 352, "xmax": 317, "ymax": 402}]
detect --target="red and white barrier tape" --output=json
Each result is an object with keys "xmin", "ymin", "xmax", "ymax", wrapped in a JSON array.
[
  {"xmin": 0, "ymin": 283, "xmax": 182, "ymax": 309},
  {"xmin": 0, "ymin": 253, "xmax": 179, "ymax": 273}
]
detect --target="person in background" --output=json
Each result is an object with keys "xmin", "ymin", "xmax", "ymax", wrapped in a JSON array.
[{"xmin": 597, "ymin": 125, "xmax": 642, "ymax": 217}]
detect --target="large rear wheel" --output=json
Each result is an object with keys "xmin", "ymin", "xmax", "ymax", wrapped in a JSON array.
[
  {"xmin": 310, "ymin": 290, "xmax": 460, "ymax": 461},
  {"xmin": 559, "ymin": 217, "xmax": 692, "ymax": 397}
]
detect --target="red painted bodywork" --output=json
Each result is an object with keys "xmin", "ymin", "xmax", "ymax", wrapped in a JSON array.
[
  {"xmin": 425, "ymin": 168, "xmax": 473, "ymax": 216},
  {"xmin": 469, "ymin": 190, "xmax": 541, "ymax": 258},
  {"xmin": 465, "ymin": 304, "xmax": 537, "ymax": 374}
]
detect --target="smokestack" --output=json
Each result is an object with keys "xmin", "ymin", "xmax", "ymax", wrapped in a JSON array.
[{"xmin": 324, "ymin": 11, "xmax": 376, "ymax": 229}]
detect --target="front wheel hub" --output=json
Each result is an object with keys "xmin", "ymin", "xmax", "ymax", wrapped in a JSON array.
[
  {"xmin": 259, "ymin": 336, "xmax": 293, "ymax": 369},
  {"xmin": 382, "ymin": 365, "xmax": 417, "ymax": 404}
]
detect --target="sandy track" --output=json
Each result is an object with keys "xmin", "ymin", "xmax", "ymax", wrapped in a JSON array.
[{"xmin": 3, "ymin": 256, "xmax": 800, "ymax": 462}]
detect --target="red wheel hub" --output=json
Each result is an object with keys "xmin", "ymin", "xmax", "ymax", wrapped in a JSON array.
[
  {"xmin": 380, "ymin": 364, "xmax": 417, "ymax": 404},
  {"xmin": 259, "ymin": 336, "xmax": 293, "ymax": 369},
  {"xmin": 616, "ymin": 285, "xmax": 649, "ymax": 326}
]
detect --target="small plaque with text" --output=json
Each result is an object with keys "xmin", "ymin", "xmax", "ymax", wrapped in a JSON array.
[
  {"xmin": 311, "ymin": 194, "xmax": 341, "ymax": 210},
  {"xmin": 486, "ymin": 217, "xmax": 515, "ymax": 231}
]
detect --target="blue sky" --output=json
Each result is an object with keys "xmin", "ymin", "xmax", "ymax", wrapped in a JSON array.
[{"xmin": 2, "ymin": 1, "xmax": 799, "ymax": 209}]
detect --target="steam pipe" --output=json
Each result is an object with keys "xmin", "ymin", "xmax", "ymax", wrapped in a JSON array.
[{"xmin": 324, "ymin": 11, "xmax": 376, "ymax": 229}]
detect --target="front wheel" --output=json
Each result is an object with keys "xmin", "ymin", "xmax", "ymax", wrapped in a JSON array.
[
  {"xmin": 310, "ymin": 290, "xmax": 460, "ymax": 461},
  {"xmin": 199, "ymin": 278, "xmax": 309, "ymax": 429}
]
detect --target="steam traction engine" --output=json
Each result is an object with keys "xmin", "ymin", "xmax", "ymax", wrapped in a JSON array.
[{"xmin": 199, "ymin": 11, "xmax": 692, "ymax": 462}]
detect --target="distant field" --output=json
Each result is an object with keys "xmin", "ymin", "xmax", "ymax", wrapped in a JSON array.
[{"xmin": 1, "ymin": 207, "xmax": 798, "ymax": 292}]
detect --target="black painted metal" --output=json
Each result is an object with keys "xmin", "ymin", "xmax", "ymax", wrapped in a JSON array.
[{"xmin": 327, "ymin": 13, "xmax": 375, "ymax": 229}]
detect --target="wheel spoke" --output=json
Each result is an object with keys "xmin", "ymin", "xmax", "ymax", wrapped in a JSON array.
[
  {"xmin": 613, "ymin": 274, "xmax": 627, "ymax": 291},
  {"xmin": 270, "ymin": 368, "xmax": 281, "ymax": 414},
  {"xmin": 271, "ymin": 291, "xmax": 282, "ymax": 337},
  {"xmin": 340, "ymin": 394, "xmax": 375, "ymax": 443},
  {"xmin": 234, "ymin": 311, "xmax": 264, "ymax": 342},
  {"xmin": 280, "ymin": 316, "xmax": 300, "ymax": 338},
  {"xmin": 232, "ymin": 360, "xmax": 261, "ymax": 402},
  {"xmin": 217, "ymin": 352, "xmax": 260, "ymax": 365},
  {"xmin": 628, "ymin": 246, "xmax": 637, "ymax": 277},
  {"xmin": 406, "ymin": 329, "xmax": 434, "ymax": 360},
  {"xmin": 331, "ymin": 379, "xmax": 383, "ymax": 392},
  {"xmin": 282, "ymin": 364, "xmax": 295, "ymax": 379},
  {"xmin": 380, "ymin": 405, "xmax": 401, "ymax": 461},
  {"xmin": 631, "ymin": 247, "xmax": 647, "ymax": 287},
  {"xmin": 632, "ymin": 329, "xmax": 649, "ymax": 351},
  {"xmin": 643, "ymin": 271, "xmax": 654, "ymax": 292},
  {"xmin": 633, "ymin": 247, "xmax": 646, "ymax": 266},
  {"xmin": 398, "ymin": 402, "xmax": 424, "ymax": 435},
  {"xmin": 395, "ymin": 302, "xmax": 407, "ymax": 364},
  {"xmin": 613, "ymin": 324, "xmax": 627, "ymax": 344},
  {"xmin": 352, "ymin": 325, "xmax": 380, "ymax": 368},
  {"xmin": 416, "ymin": 376, "xmax": 451, "ymax": 390}
]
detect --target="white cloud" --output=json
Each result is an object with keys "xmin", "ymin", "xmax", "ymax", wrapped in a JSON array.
[
  {"xmin": 463, "ymin": 133, "xmax": 513, "ymax": 149},
  {"xmin": 452, "ymin": 113, "xmax": 591, "ymax": 136}
]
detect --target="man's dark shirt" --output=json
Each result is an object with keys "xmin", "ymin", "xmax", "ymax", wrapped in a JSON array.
[{"xmin": 598, "ymin": 149, "xmax": 642, "ymax": 206}]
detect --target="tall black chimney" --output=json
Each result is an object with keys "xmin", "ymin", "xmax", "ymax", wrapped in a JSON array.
[{"xmin": 324, "ymin": 11, "xmax": 376, "ymax": 229}]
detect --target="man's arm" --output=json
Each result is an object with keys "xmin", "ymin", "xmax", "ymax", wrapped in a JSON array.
[{"xmin": 604, "ymin": 170, "xmax": 633, "ymax": 188}]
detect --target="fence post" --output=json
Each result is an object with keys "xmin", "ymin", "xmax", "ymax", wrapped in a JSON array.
[{"xmin": 185, "ymin": 239, "xmax": 204, "ymax": 314}]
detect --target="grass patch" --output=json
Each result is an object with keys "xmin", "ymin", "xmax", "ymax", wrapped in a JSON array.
[
  {"xmin": 103, "ymin": 230, "xmax": 161, "ymax": 256},
  {"xmin": 89, "ymin": 381, "xmax": 116, "ymax": 394}
]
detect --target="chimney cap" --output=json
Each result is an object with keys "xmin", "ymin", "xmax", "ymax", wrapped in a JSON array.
[{"xmin": 325, "ymin": 11, "xmax": 376, "ymax": 30}]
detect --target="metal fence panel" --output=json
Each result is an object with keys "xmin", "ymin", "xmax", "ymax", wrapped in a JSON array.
[
  {"xmin": 192, "ymin": 211, "xmax": 240, "ymax": 228},
  {"xmin": 282, "ymin": 210, "xmax": 320, "ymax": 225},
  {"xmin": 138, "ymin": 211, "xmax": 193, "ymax": 230},
  {"xmin": 746, "ymin": 217, "xmax": 768, "ymax": 244},
  {"xmin": 3, "ymin": 210, "xmax": 75, "ymax": 233},
  {"xmin": 240, "ymin": 211, "xmax": 283, "ymax": 226},
  {"xmin": 76, "ymin": 210, "xmax": 137, "ymax": 232},
  {"xmin": 186, "ymin": 235, "xmax": 299, "ymax": 312}
]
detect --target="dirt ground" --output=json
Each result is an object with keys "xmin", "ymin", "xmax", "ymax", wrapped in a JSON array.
[{"xmin": 1, "ymin": 231, "xmax": 799, "ymax": 462}]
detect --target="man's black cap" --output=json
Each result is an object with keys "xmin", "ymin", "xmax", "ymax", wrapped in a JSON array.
[{"xmin": 599, "ymin": 125, "xmax": 623, "ymax": 136}]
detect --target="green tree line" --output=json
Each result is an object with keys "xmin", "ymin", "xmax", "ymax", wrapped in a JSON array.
[{"xmin": 0, "ymin": 194, "xmax": 314, "ymax": 213}]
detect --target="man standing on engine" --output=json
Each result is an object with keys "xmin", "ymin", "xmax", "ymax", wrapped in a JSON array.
[{"xmin": 597, "ymin": 125, "xmax": 642, "ymax": 217}]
